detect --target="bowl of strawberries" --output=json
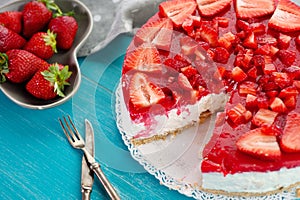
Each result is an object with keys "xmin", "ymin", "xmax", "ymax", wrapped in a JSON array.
[{"xmin": 0, "ymin": 0, "xmax": 93, "ymax": 109}]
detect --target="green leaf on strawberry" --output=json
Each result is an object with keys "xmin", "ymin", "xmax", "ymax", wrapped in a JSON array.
[
  {"xmin": 0, "ymin": 53, "xmax": 9, "ymax": 83},
  {"xmin": 41, "ymin": 63, "xmax": 72, "ymax": 97}
]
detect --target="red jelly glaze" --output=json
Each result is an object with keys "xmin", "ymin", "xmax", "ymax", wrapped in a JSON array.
[
  {"xmin": 122, "ymin": 0, "xmax": 300, "ymax": 174},
  {"xmin": 200, "ymin": 1, "xmax": 300, "ymax": 175}
]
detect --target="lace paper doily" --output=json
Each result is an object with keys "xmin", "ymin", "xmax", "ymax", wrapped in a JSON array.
[{"xmin": 115, "ymin": 83, "xmax": 296, "ymax": 199}]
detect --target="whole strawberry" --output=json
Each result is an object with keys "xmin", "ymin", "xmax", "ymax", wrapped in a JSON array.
[
  {"xmin": 22, "ymin": 0, "xmax": 53, "ymax": 38},
  {"xmin": 48, "ymin": 15, "xmax": 78, "ymax": 50},
  {"xmin": 0, "ymin": 25, "xmax": 26, "ymax": 53},
  {"xmin": 0, "ymin": 49, "xmax": 49, "ymax": 83},
  {"xmin": 26, "ymin": 63, "xmax": 72, "ymax": 100},
  {"xmin": 24, "ymin": 29, "xmax": 57, "ymax": 60},
  {"xmin": 0, "ymin": 11, "xmax": 23, "ymax": 34}
]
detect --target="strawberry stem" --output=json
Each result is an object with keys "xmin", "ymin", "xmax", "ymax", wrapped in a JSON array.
[
  {"xmin": 0, "ymin": 53, "xmax": 9, "ymax": 83},
  {"xmin": 37, "ymin": 0, "xmax": 74, "ymax": 18},
  {"xmin": 41, "ymin": 63, "xmax": 72, "ymax": 97},
  {"xmin": 44, "ymin": 29, "xmax": 57, "ymax": 53}
]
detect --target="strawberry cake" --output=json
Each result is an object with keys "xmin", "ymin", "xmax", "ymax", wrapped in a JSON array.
[{"xmin": 120, "ymin": 0, "xmax": 300, "ymax": 196}]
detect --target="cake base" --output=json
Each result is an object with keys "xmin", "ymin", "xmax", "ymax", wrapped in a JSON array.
[{"xmin": 131, "ymin": 110, "xmax": 212, "ymax": 146}]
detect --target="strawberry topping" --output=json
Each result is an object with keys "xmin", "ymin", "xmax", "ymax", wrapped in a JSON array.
[
  {"xmin": 159, "ymin": 0, "xmax": 197, "ymax": 27},
  {"xmin": 122, "ymin": 44, "xmax": 161, "ymax": 74},
  {"xmin": 252, "ymin": 108, "xmax": 278, "ymax": 127},
  {"xmin": 129, "ymin": 72, "xmax": 165, "ymax": 109},
  {"xmin": 280, "ymin": 111, "xmax": 300, "ymax": 153},
  {"xmin": 236, "ymin": 127, "xmax": 281, "ymax": 161},
  {"xmin": 135, "ymin": 18, "xmax": 173, "ymax": 50},
  {"xmin": 235, "ymin": 0, "xmax": 275, "ymax": 19},
  {"xmin": 196, "ymin": 0, "xmax": 232, "ymax": 17},
  {"xmin": 268, "ymin": 0, "xmax": 300, "ymax": 32}
]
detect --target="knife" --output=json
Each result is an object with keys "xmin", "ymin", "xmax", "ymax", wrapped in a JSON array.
[{"xmin": 81, "ymin": 119, "xmax": 95, "ymax": 200}]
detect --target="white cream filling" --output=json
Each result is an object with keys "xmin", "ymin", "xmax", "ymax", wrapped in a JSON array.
[
  {"xmin": 127, "ymin": 93, "xmax": 227, "ymax": 140},
  {"xmin": 202, "ymin": 166, "xmax": 300, "ymax": 193}
]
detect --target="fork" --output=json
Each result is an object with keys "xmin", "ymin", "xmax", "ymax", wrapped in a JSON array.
[{"xmin": 59, "ymin": 116, "xmax": 120, "ymax": 200}]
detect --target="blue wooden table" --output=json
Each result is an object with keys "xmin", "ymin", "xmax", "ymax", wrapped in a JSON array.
[{"xmin": 0, "ymin": 33, "xmax": 192, "ymax": 199}]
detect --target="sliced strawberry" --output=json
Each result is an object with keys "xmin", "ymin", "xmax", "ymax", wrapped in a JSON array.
[
  {"xmin": 266, "ymin": 90, "xmax": 279, "ymax": 98},
  {"xmin": 212, "ymin": 47, "xmax": 230, "ymax": 64},
  {"xmin": 247, "ymin": 66, "xmax": 258, "ymax": 79},
  {"xmin": 246, "ymin": 94, "xmax": 257, "ymax": 109},
  {"xmin": 237, "ymin": 20, "xmax": 250, "ymax": 32},
  {"xmin": 182, "ymin": 15, "xmax": 201, "ymax": 34},
  {"xmin": 231, "ymin": 66, "xmax": 247, "ymax": 82},
  {"xmin": 261, "ymin": 81, "xmax": 279, "ymax": 92},
  {"xmin": 255, "ymin": 44, "xmax": 279, "ymax": 56},
  {"xmin": 218, "ymin": 31, "xmax": 237, "ymax": 50},
  {"xmin": 159, "ymin": 0, "xmax": 197, "ymax": 27},
  {"xmin": 283, "ymin": 95, "xmax": 296, "ymax": 109},
  {"xmin": 262, "ymin": 63, "xmax": 276, "ymax": 75},
  {"xmin": 269, "ymin": 97, "xmax": 287, "ymax": 113},
  {"xmin": 251, "ymin": 54, "xmax": 265, "ymax": 69},
  {"xmin": 261, "ymin": 125, "xmax": 282, "ymax": 136},
  {"xmin": 235, "ymin": 0, "xmax": 275, "ymax": 19},
  {"xmin": 216, "ymin": 66, "xmax": 226, "ymax": 78},
  {"xmin": 271, "ymin": 72, "xmax": 292, "ymax": 89},
  {"xmin": 252, "ymin": 108, "xmax": 278, "ymax": 127},
  {"xmin": 178, "ymin": 73, "xmax": 193, "ymax": 90},
  {"xmin": 278, "ymin": 33, "xmax": 291, "ymax": 49},
  {"xmin": 278, "ymin": 86, "xmax": 299, "ymax": 98},
  {"xmin": 277, "ymin": 49, "xmax": 296, "ymax": 66},
  {"xmin": 257, "ymin": 34, "xmax": 277, "ymax": 46},
  {"xmin": 215, "ymin": 17, "xmax": 229, "ymax": 28},
  {"xmin": 269, "ymin": 45, "xmax": 279, "ymax": 56},
  {"xmin": 180, "ymin": 65, "xmax": 198, "ymax": 79},
  {"xmin": 268, "ymin": 0, "xmax": 300, "ymax": 32},
  {"xmin": 285, "ymin": 65, "xmax": 300, "ymax": 80},
  {"xmin": 243, "ymin": 32, "xmax": 258, "ymax": 49},
  {"xmin": 235, "ymin": 49, "xmax": 253, "ymax": 69},
  {"xmin": 123, "ymin": 44, "xmax": 161, "ymax": 74},
  {"xmin": 256, "ymin": 93, "xmax": 270, "ymax": 109},
  {"xmin": 189, "ymin": 74, "xmax": 207, "ymax": 90},
  {"xmin": 280, "ymin": 111, "xmax": 300, "ymax": 152},
  {"xmin": 236, "ymin": 127, "xmax": 281, "ymax": 161},
  {"xmin": 129, "ymin": 72, "xmax": 165, "ymax": 109},
  {"xmin": 199, "ymin": 26, "xmax": 219, "ymax": 47},
  {"xmin": 249, "ymin": 22, "xmax": 266, "ymax": 34},
  {"xmin": 196, "ymin": 0, "xmax": 232, "ymax": 17},
  {"xmin": 163, "ymin": 54, "xmax": 190, "ymax": 72},
  {"xmin": 238, "ymin": 81, "xmax": 257, "ymax": 96},
  {"xmin": 135, "ymin": 18, "xmax": 173, "ymax": 50},
  {"xmin": 227, "ymin": 103, "xmax": 252, "ymax": 125},
  {"xmin": 254, "ymin": 44, "xmax": 271, "ymax": 55}
]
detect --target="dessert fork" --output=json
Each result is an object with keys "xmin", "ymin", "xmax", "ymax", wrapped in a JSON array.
[{"xmin": 59, "ymin": 116, "xmax": 120, "ymax": 200}]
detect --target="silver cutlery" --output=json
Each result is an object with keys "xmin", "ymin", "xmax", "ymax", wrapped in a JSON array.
[
  {"xmin": 81, "ymin": 119, "xmax": 95, "ymax": 200},
  {"xmin": 59, "ymin": 116, "xmax": 120, "ymax": 200}
]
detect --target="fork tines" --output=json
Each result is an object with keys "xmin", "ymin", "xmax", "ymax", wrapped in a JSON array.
[{"xmin": 59, "ymin": 115, "xmax": 84, "ymax": 148}]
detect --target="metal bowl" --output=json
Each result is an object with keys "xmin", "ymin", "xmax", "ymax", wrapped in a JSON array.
[{"xmin": 0, "ymin": 0, "xmax": 93, "ymax": 109}]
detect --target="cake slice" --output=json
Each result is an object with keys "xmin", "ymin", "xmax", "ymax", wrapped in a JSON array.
[{"xmin": 121, "ymin": 31, "xmax": 226, "ymax": 145}]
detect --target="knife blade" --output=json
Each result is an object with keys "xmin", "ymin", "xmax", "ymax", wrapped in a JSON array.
[{"xmin": 81, "ymin": 119, "xmax": 95, "ymax": 200}]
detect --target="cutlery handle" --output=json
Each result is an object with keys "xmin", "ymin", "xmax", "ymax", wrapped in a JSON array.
[
  {"xmin": 81, "ymin": 187, "xmax": 92, "ymax": 200},
  {"xmin": 90, "ymin": 162, "xmax": 120, "ymax": 200}
]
